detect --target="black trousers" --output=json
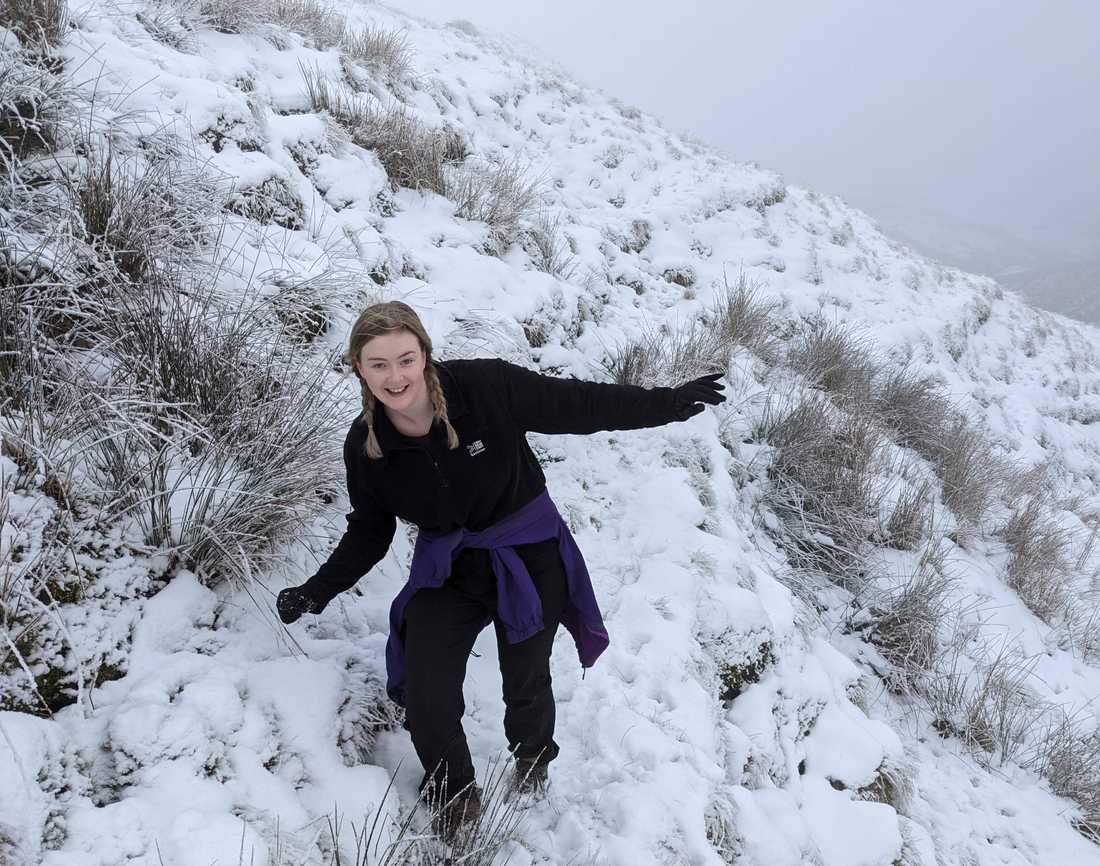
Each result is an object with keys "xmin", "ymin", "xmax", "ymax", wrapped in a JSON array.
[{"xmin": 402, "ymin": 538, "xmax": 568, "ymax": 797}]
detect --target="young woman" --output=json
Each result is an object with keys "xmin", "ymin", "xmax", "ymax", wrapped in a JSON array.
[{"xmin": 277, "ymin": 301, "xmax": 725, "ymax": 831}]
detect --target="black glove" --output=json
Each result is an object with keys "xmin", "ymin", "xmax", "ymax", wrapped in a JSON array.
[
  {"xmin": 277, "ymin": 585, "xmax": 321, "ymax": 624},
  {"xmin": 671, "ymin": 373, "xmax": 726, "ymax": 421}
]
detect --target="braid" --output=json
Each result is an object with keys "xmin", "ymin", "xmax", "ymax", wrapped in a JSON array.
[
  {"xmin": 424, "ymin": 362, "xmax": 460, "ymax": 451},
  {"xmin": 359, "ymin": 378, "xmax": 384, "ymax": 460}
]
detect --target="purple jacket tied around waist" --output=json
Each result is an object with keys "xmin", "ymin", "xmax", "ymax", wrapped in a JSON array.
[{"xmin": 385, "ymin": 489, "xmax": 608, "ymax": 706}]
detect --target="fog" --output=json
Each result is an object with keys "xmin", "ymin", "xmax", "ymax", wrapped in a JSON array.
[{"xmin": 391, "ymin": 0, "xmax": 1100, "ymax": 317}]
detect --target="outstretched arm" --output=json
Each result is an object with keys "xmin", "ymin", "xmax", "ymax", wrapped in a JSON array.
[
  {"xmin": 298, "ymin": 429, "xmax": 397, "ymax": 611},
  {"xmin": 492, "ymin": 359, "xmax": 725, "ymax": 435}
]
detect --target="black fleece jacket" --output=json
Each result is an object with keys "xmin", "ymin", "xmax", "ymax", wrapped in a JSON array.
[{"xmin": 301, "ymin": 357, "xmax": 681, "ymax": 609}]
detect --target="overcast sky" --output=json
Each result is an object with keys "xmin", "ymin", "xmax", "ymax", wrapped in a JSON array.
[{"xmin": 392, "ymin": 0, "xmax": 1100, "ymax": 272}]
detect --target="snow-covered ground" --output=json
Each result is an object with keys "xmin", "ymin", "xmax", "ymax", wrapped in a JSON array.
[{"xmin": 4, "ymin": 2, "xmax": 1100, "ymax": 865}]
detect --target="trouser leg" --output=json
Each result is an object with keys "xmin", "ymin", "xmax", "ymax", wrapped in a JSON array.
[
  {"xmin": 496, "ymin": 540, "xmax": 569, "ymax": 767},
  {"xmin": 403, "ymin": 576, "xmax": 488, "ymax": 798}
]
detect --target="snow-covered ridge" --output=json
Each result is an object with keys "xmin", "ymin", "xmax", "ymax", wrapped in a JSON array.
[{"xmin": 4, "ymin": 1, "xmax": 1100, "ymax": 864}]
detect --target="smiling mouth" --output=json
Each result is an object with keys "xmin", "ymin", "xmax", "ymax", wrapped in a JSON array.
[{"xmin": 385, "ymin": 385, "xmax": 409, "ymax": 395}]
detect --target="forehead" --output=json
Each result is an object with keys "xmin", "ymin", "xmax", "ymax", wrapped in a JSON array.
[{"xmin": 360, "ymin": 330, "xmax": 421, "ymax": 360}]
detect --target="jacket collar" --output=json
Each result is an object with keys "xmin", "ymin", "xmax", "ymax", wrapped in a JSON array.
[{"xmin": 371, "ymin": 361, "xmax": 467, "ymax": 457}]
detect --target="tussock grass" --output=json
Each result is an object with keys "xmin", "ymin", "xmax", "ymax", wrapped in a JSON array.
[
  {"xmin": 934, "ymin": 416, "xmax": 1004, "ymax": 526},
  {"xmin": 0, "ymin": 0, "xmax": 68, "ymax": 49},
  {"xmin": 707, "ymin": 270, "xmax": 781, "ymax": 360},
  {"xmin": 68, "ymin": 132, "xmax": 222, "ymax": 282},
  {"xmin": 1002, "ymin": 497, "xmax": 1073, "ymax": 622},
  {"xmin": 301, "ymin": 65, "xmax": 465, "ymax": 194},
  {"xmin": 198, "ymin": 0, "xmax": 267, "ymax": 35},
  {"xmin": 871, "ymin": 366, "xmax": 952, "ymax": 458},
  {"xmin": 0, "ymin": 46, "xmax": 68, "ymax": 160},
  {"xmin": 520, "ymin": 211, "xmax": 576, "ymax": 279},
  {"xmin": 927, "ymin": 644, "xmax": 1040, "ymax": 766},
  {"xmin": 603, "ymin": 318, "xmax": 726, "ymax": 389},
  {"xmin": 321, "ymin": 755, "xmax": 525, "ymax": 865},
  {"xmin": 883, "ymin": 481, "xmax": 933, "ymax": 551},
  {"xmin": 757, "ymin": 393, "xmax": 889, "ymax": 588},
  {"xmin": 786, "ymin": 318, "xmax": 879, "ymax": 402},
  {"xmin": 444, "ymin": 158, "xmax": 541, "ymax": 254},
  {"xmin": 269, "ymin": 0, "xmax": 344, "ymax": 47},
  {"xmin": 863, "ymin": 551, "xmax": 954, "ymax": 691},
  {"xmin": 342, "ymin": 23, "xmax": 412, "ymax": 81},
  {"xmin": 1026, "ymin": 709, "xmax": 1100, "ymax": 841}
]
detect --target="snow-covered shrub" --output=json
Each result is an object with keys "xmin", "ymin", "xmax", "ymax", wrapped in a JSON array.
[
  {"xmin": 757, "ymin": 393, "xmax": 889, "ymax": 588},
  {"xmin": 519, "ymin": 210, "xmax": 576, "ymax": 279},
  {"xmin": 198, "ymin": 0, "xmax": 268, "ymax": 35},
  {"xmin": 301, "ymin": 66, "xmax": 465, "ymax": 194},
  {"xmin": 857, "ymin": 759, "xmax": 913, "ymax": 813},
  {"xmin": 444, "ymin": 157, "xmax": 541, "ymax": 254},
  {"xmin": 269, "ymin": 0, "xmax": 345, "ymax": 48},
  {"xmin": 74, "ymin": 286, "xmax": 344, "ymax": 577},
  {"xmin": 0, "ymin": 0, "xmax": 68, "ymax": 49},
  {"xmin": 135, "ymin": 0, "xmax": 198, "ymax": 52},
  {"xmin": 1001, "ymin": 496, "xmax": 1072, "ymax": 622},
  {"xmin": 861, "ymin": 552, "xmax": 954, "ymax": 691},
  {"xmin": 342, "ymin": 22, "xmax": 412, "ymax": 82},
  {"xmin": 610, "ymin": 218, "xmax": 650, "ymax": 254},
  {"xmin": 267, "ymin": 267, "xmax": 365, "ymax": 344},
  {"xmin": 786, "ymin": 318, "xmax": 879, "ymax": 404},
  {"xmin": 0, "ymin": 42, "xmax": 68, "ymax": 159},
  {"xmin": 69, "ymin": 131, "xmax": 222, "ymax": 282},
  {"xmin": 706, "ymin": 270, "xmax": 781, "ymax": 361},
  {"xmin": 336, "ymin": 658, "xmax": 404, "ymax": 766},
  {"xmin": 1026, "ymin": 709, "xmax": 1100, "ymax": 842},
  {"xmin": 226, "ymin": 175, "xmax": 304, "ymax": 230},
  {"xmin": 928, "ymin": 645, "xmax": 1040, "ymax": 766},
  {"xmin": 704, "ymin": 792, "xmax": 742, "ymax": 863},
  {"xmin": 661, "ymin": 265, "xmax": 695, "ymax": 288}
]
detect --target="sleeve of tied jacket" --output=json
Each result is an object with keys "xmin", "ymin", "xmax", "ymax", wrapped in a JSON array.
[
  {"xmin": 301, "ymin": 428, "xmax": 397, "ymax": 611},
  {"xmin": 491, "ymin": 358, "xmax": 680, "ymax": 435}
]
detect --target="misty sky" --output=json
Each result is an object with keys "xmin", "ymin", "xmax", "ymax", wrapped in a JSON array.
[{"xmin": 392, "ymin": 0, "xmax": 1099, "ymax": 271}]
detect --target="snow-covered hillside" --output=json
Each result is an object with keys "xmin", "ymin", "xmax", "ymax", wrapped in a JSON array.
[{"xmin": 5, "ymin": 2, "xmax": 1100, "ymax": 865}]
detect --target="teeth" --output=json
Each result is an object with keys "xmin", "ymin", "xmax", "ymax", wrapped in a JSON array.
[{"xmin": 386, "ymin": 385, "xmax": 407, "ymax": 394}]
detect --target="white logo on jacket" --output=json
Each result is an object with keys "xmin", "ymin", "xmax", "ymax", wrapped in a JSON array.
[{"xmin": 466, "ymin": 439, "xmax": 486, "ymax": 456}]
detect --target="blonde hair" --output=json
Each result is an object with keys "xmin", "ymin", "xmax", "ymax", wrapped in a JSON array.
[{"xmin": 346, "ymin": 301, "xmax": 460, "ymax": 460}]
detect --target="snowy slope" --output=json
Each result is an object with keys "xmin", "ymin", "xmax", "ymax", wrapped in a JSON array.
[{"xmin": 5, "ymin": 3, "xmax": 1100, "ymax": 866}]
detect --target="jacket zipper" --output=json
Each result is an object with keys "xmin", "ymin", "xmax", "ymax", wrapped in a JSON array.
[{"xmin": 429, "ymin": 452, "xmax": 450, "ymax": 488}]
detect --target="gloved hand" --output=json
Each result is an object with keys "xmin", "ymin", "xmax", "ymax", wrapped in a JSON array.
[
  {"xmin": 277, "ymin": 585, "xmax": 321, "ymax": 624},
  {"xmin": 672, "ymin": 373, "xmax": 726, "ymax": 421}
]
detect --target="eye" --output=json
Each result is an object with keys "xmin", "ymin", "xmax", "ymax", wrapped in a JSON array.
[{"xmin": 401, "ymin": 358, "xmax": 414, "ymax": 365}]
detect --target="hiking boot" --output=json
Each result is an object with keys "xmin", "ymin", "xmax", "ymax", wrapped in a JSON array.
[
  {"xmin": 510, "ymin": 759, "xmax": 549, "ymax": 795},
  {"xmin": 432, "ymin": 784, "xmax": 482, "ymax": 841}
]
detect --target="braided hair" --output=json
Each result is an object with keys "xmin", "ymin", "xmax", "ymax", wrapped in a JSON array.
[{"xmin": 346, "ymin": 301, "xmax": 461, "ymax": 460}]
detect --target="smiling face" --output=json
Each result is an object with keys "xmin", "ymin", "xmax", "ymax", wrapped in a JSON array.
[{"xmin": 354, "ymin": 329, "xmax": 430, "ymax": 414}]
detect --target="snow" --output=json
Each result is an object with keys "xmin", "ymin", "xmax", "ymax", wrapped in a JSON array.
[{"xmin": 3, "ymin": 0, "xmax": 1100, "ymax": 864}]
